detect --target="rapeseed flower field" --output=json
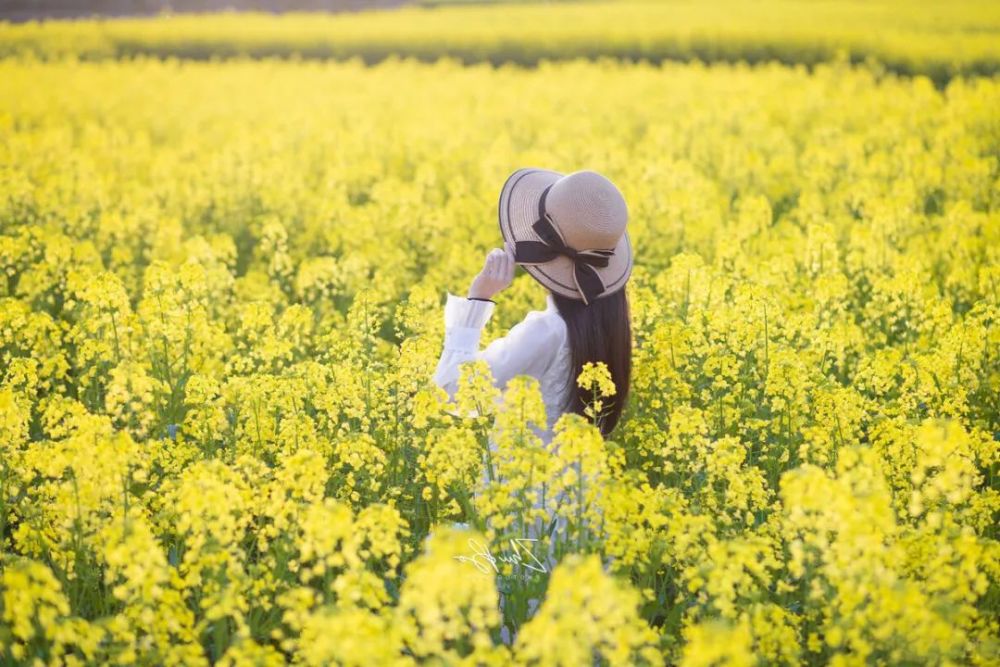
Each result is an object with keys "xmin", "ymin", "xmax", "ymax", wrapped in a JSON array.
[
  {"xmin": 3, "ymin": 0, "xmax": 1000, "ymax": 82},
  {"xmin": 1, "ymin": 3, "xmax": 999, "ymax": 664}
]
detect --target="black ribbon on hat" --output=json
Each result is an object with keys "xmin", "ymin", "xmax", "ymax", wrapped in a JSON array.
[{"xmin": 514, "ymin": 184, "xmax": 615, "ymax": 305}]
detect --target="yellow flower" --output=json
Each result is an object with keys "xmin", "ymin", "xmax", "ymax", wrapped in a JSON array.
[{"xmin": 515, "ymin": 554, "xmax": 662, "ymax": 666}]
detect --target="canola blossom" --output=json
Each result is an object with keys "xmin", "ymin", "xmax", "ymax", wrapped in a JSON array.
[
  {"xmin": 0, "ymin": 50, "xmax": 998, "ymax": 665},
  {"xmin": 2, "ymin": 0, "xmax": 1000, "ymax": 84}
]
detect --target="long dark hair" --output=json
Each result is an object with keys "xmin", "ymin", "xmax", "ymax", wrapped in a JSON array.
[{"xmin": 552, "ymin": 288, "xmax": 632, "ymax": 437}]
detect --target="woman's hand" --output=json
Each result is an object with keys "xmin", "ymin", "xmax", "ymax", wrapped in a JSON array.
[{"xmin": 467, "ymin": 241, "xmax": 516, "ymax": 300}]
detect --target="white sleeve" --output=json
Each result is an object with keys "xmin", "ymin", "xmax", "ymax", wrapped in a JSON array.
[{"xmin": 432, "ymin": 292, "xmax": 563, "ymax": 401}]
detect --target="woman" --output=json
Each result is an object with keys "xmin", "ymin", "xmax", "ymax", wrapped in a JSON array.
[
  {"xmin": 433, "ymin": 167, "xmax": 634, "ymax": 441},
  {"xmin": 430, "ymin": 168, "xmax": 634, "ymax": 641}
]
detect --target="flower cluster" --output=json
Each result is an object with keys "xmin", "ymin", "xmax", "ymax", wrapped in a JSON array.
[{"xmin": 1, "ymin": 45, "xmax": 998, "ymax": 665}]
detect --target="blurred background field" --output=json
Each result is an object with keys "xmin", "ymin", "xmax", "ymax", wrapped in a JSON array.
[
  {"xmin": 2, "ymin": 0, "xmax": 1000, "ymax": 83},
  {"xmin": 1, "ymin": 1, "xmax": 999, "ymax": 665}
]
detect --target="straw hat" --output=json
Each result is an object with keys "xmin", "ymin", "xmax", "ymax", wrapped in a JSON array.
[{"xmin": 498, "ymin": 167, "xmax": 632, "ymax": 305}]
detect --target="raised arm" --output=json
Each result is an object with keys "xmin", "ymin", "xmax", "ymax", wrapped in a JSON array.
[
  {"xmin": 433, "ymin": 241, "xmax": 560, "ymax": 400},
  {"xmin": 432, "ymin": 294, "xmax": 563, "ymax": 401}
]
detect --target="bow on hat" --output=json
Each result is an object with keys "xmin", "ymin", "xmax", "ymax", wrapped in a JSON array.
[{"xmin": 513, "ymin": 185, "xmax": 615, "ymax": 305}]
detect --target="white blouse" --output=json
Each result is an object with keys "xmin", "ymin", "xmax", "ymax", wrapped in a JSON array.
[{"xmin": 432, "ymin": 292, "xmax": 573, "ymax": 444}]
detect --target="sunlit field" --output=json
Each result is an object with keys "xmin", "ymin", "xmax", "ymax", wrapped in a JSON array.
[
  {"xmin": 2, "ymin": 0, "xmax": 1000, "ymax": 82},
  {"xmin": 1, "ymin": 3, "xmax": 999, "ymax": 665}
]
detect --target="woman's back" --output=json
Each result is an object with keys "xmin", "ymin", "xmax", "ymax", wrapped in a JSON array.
[
  {"xmin": 433, "ymin": 291, "xmax": 572, "ymax": 444},
  {"xmin": 511, "ymin": 294, "xmax": 574, "ymax": 442}
]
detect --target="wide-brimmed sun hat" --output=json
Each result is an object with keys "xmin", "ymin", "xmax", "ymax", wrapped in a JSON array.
[{"xmin": 498, "ymin": 167, "xmax": 632, "ymax": 305}]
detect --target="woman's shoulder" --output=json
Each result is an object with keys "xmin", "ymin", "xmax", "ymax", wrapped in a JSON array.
[
  {"xmin": 524, "ymin": 302, "xmax": 572, "ymax": 381},
  {"xmin": 518, "ymin": 300, "xmax": 568, "ymax": 345}
]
